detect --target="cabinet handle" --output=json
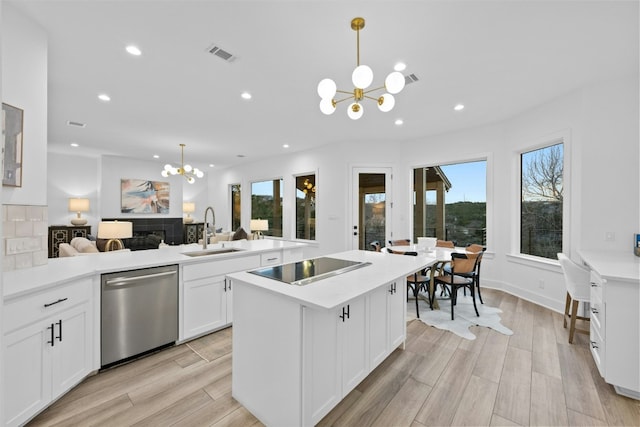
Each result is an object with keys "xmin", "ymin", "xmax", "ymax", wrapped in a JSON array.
[
  {"xmin": 389, "ymin": 282, "xmax": 397, "ymax": 294},
  {"xmin": 339, "ymin": 304, "xmax": 350, "ymax": 322},
  {"xmin": 56, "ymin": 319, "xmax": 63, "ymax": 342},
  {"xmin": 590, "ymin": 282, "xmax": 598, "ymax": 287},
  {"xmin": 266, "ymin": 257, "xmax": 278, "ymax": 262},
  {"xmin": 44, "ymin": 297, "xmax": 68, "ymax": 308},
  {"xmin": 591, "ymin": 307, "xmax": 599, "ymax": 314},
  {"xmin": 590, "ymin": 341, "xmax": 599, "ymax": 349},
  {"xmin": 47, "ymin": 323, "xmax": 55, "ymax": 347}
]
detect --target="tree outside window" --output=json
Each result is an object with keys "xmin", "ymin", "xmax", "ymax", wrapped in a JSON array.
[
  {"xmin": 251, "ymin": 179, "xmax": 283, "ymax": 237},
  {"xmin": 521, "ymin": 143, "xmax": 563, "ymax": 259}
]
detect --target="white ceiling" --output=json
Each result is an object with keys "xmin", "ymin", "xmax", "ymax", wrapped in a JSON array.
[{"xmin": 8, "ymin": 0, "xmax": 639, "ymax": 170}]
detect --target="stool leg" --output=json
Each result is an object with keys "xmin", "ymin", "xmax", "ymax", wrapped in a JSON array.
[
  {"xmin": 569, "ymin": 299, "xmax": 580, "ymax": 344},
  {"xmin": 563, "ymin": 292, "xmax": 571, "ymax": 329}
]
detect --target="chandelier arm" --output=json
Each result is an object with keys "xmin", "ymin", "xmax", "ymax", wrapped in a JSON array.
[
  {"xmin": 362, "ymin": 95, "xmax": 381, "ymax": 101},
  {"xmin": 336, "ymin": 89, "xmax": 354, "ymax": 95},
  {"xmin": 334, "ymin": 95, "xmax": 356, "ymax": 105},
  {"xmin": 363, "ymin": 85, "xmax": 386, "ymax": 94}
]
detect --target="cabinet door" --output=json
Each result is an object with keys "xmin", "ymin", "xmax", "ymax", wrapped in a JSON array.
[
  {"xmin": 339, "ymin": 296, "xmax": 368, "ymax": 394},
  {"xmin": 182, "ymin": 275, "xmax": 228, "ymax": 340},
  {"xmin": 369, "ymin": 285, "xmax": 390, "ymax": 367},
  {"xmin": 51, "ymin": 302, "xmax": 92, "ymax": 397},
  {"xmin": 387, "ymin": 280, "xmax": 406, "ymax": 350},
  {"xmin": 4, "ymin": 322, "xmax": 52, "ymax": 427}
]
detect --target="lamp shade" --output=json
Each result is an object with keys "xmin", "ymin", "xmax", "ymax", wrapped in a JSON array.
[
  {"xmin": 182, "ymin": 202, "xmax": 196, "ymax": 213},
  {"xmin": 97, "ymin": 221, "xmax": 133, "ymax": 239},
  {"xmin": 250, "ymin": 219, "xmax": 269, "ymax": 232},
  {"xmin": 68, "ymin": 198, "xmax": 90, "ymax": 212}
]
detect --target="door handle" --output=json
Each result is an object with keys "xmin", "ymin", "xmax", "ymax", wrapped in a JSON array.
[
  {"xmin": 47, "ymin": 323, "xmax": 55, "ymax": 347},
  {"xmin": 56, "ymin": 319, "xmax": 63, "ymax": 342}
]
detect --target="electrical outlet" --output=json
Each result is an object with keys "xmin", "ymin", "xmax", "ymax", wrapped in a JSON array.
[
  {"xmin": 538, "ymin": 279, "xmax": 545, "ymax": 289},
  {"xmin": 605, "ymin": 232, "xmax": 615, "ymax": 241}
]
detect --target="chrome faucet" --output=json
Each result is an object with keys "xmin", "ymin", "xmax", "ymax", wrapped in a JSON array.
[{"xmin": 203, "ymin": 206, "xmax": 216, "ymax": 249}]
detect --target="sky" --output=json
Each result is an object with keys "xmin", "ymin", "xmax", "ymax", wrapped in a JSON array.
[{"xmin": 433, "ymin": 160, "xmax": 487, "ymax": 204}]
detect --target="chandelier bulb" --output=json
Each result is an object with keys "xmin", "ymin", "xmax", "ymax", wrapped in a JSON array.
[
  {"xmin": 378, "ymin": 93, "xmax": 395, "ymax": 112},
  {"xmin": 317, "ymin": 78, "xmax": 337, "ymax": 99},
  {"xmin": 161, "ymin": 170, "xmax": 169, "ymax": 177},
  {"xmin": 348, "ymin": 102, "xmax": 363, "ymax": 120},
  {"xmin": 385, "ymin": 71, "xmax": 405, "ymax": 94},
  {"xmin": 320, "ymin": 98, "xmax": 336, "ymax": 115},
  {"xmin": 187, "ymin": 176, "xmax": 195, "ymax": 184},
  {"xmin": 352, "ymin": 65, "xmax": 373, "ymax": 89},
  {"xmin": 184, "ymin": 164, "xmax": 193, "ymax": 173}
]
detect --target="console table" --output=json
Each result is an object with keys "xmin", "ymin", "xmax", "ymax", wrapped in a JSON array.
[
  {"xmin": 183, "ymin": 222, "xmax": 204, "ymax": 244},
  {"xmin": 578, "ymin": 250, "xmax": 640, "ymax": 400},
  {"xmin": 48, "ymin": 225, "xmax": 92, "ymax": 258}
]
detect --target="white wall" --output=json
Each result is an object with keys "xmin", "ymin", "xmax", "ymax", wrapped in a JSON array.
[
  {"xmin": 211, "ymin": 75, "xmax": 640, "ymax": 312},
  {"xmin": 0, "ymin": 1, "xmax": 4, "ymax": 423},
  {"xmin": 1, "ymin": 4, "xmax": 47, "ymax": 206},
  {"xmin": 47, "ymin": 153, "xmax": 210, "ymax": 229}
]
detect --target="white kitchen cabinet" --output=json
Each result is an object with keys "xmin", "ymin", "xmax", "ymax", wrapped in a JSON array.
[
  {"xmin": 3, "ymin": 279, "xmax": 93, "ymax": 427},
  {"xmin": 580, "ymin": 250, "xmax": 640, "ymax": 400},
  {"xmin": 181, "ymin": 254, "xmax": 260, "ymax": 341},
  {"xmin": 232, "ymin": 274, "xmax": 408, "ymax": 426}
]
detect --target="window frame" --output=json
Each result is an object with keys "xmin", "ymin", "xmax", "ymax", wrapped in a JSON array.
[
  {"xmin": 409, "ymin": 154, "xmax": 491, "ymax": 248},
  {"xmin": 511, "ymin": 130, "xmax": 571, "ymax": 265},
  {"xmin": 230, "ymin": 183, "xmax": 241, "ymax": 232},
  {"xmin": 250, "ymin": 177, "xmax": 284, "ymax": 238}
]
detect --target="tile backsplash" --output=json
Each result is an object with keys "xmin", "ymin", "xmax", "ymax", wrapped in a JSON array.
[{"xmin": 3, "ymin": 204, "xmax": 48, "ymax": 272}]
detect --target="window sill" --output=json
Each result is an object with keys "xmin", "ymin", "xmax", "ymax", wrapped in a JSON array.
[{"xmin": 506, "ymin": 253, "xmax": 562, "ymax": 273}]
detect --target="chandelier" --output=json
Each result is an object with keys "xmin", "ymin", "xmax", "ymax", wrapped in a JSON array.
[
  {"xmin": 161, "ymin": 144, "xmax": 204, "ymax": 184},
  {"xmin": 317, "ymin": 17, "xmax": 405, "ymax": 120}
]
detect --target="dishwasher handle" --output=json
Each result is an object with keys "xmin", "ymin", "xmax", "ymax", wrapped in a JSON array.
[{"xmin": 104, "ymin": 270, "xmax": 177, "ymax": 287}]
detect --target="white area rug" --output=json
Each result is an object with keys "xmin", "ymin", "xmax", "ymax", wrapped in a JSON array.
[{"xmin": 407, "ymin": 294, "xmax": 513, "ymax": 340}]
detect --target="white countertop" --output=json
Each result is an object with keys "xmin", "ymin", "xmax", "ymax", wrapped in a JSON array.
[
  {"xmin": 578, "ymin": 250, "xmax": 640, "ymax": 283},
  {"xmin": 3, "ymin": 239, "xmax": 307, "ymax": 300},
  {"xmin": 227, "ymin": 249, "xmax": 436, "ymax": 310}
]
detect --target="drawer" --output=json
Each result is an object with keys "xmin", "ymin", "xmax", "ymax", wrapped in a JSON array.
[
  {"xmin": 3, "ymin": 277, "xmax": 92, "ymax": 334},
  {"xmin": 590, "ymin": 323, "xmax": 605, "ymax": 377},
  {"xmin": 183, "ymin": 255, "xmax": 261, "ymax": 281},
  {"xmin": 590, "ymin": 299, "xmax": 605, "ymax": 336},
  {"xmin": 589, "ymin": 270, "xmax": 604, "ymax": 302},
  {"xmin": 261, "ymin": 251, "xmax": 282, "ymax": 266}
]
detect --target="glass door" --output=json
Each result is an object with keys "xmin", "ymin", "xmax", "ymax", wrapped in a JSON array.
[{"xmin": 351, "ymin": 168, "xmax": 392, "ymax": 250}]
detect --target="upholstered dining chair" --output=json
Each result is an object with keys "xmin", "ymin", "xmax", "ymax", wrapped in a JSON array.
[
  {"xmin": 557, "ymin": 253, "xmax": 591, "ymax": 343},
  {"xmin": 447, "ymin": 244, "xmax": 486, "ymax": 304},
  {"xmin": 387, "ymin": 248, "xmax": 432, "ymax": 317},
  {"xmin": 433, "ymin": 252, "xmax": 480, "ymax": 320},
  {"xmin": 436, "ymin": 240, "xmax": 455, "ymax": 248},
  {"xmin": 369, "ymin": 241, "xmax": 381, "ymax": 252},
  {"xmin": 388, "ymin": 239, "xmax": 411, "ymax": 246}
]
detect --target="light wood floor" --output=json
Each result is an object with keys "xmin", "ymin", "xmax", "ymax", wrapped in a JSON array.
[{"xmin": 28, "ymin": 289, "xmax": 639, "ymax": 426}]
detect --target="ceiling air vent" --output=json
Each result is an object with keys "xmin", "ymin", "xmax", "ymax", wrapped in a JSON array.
[
  {"xmin": 207, "ymin": 44, "xmax": 237, "ymax": 63},
  {"xmin": 404, "ymin": 74, "xmax": 419, "ymax": 85},
  {"xmin": 66, "ymin": 120, "xmax": 86, "ymax": 128}
]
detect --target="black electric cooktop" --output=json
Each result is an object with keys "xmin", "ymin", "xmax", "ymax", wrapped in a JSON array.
[{"xmin": 248, "ymin": 257, "xmax": 371, "ymax": 286}]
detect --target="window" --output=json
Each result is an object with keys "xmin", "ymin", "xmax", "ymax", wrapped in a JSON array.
[
  {"xmin": 295, "ymin": 174, "xmax": 316, "ymax": 240},
  {"xmin": 520, "ymin": 143, "xmax": 563, "ymax": 259},
  {"xmin": 251, "ymin": 179, "xmax": 283, "ymax": 237},
  {"xmin": 231, "ymin": 184, "xmax": 241, "ymax": 231},
  {"xmin": 413, "ymin": 160, "xmax": 486, "ymax": 246}
]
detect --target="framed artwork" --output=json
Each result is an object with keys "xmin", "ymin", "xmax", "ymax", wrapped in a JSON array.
[
  {"xmin": 2, "ymin": 103, "xmax": 24, "ymax": 187},
  {"xmin": 121, "ymin": 179, "xmax": 170, "ymax": 213}
]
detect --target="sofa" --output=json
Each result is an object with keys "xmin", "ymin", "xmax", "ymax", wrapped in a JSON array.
[{"xmin": 59, "ymin": 237, "xmax": 130, "ymax": 257}]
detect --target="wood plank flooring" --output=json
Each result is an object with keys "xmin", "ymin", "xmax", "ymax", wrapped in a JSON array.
[{"xmin": 28, "ymin": 289, "xmax": 639, "ymax": 426}]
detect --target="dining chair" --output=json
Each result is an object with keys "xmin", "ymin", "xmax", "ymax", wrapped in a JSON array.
[
  {"xmin": 387, "ymin": 248, "xmax": 432, "ymax": 317},
  {"xmin": 436, "ymin": 240, "xmax": 455, "ymax": 248},
  {"xmin": 445, "ymin": 244, "xmax": 486, "ymax": 304},
  {"xmin": 557, "ymin": 253, "xmax": 591, "ymax": 343},
  {"xmin": 388, "ymin": 239, "xmax": 410, "ymax": 246},
  {"xmin": 369, "ymin": 241, "xmax": 381, "ymax": 252},
  {"xmin": 433, "ymin": 252, "xmax": 480, "ymax": 320}
]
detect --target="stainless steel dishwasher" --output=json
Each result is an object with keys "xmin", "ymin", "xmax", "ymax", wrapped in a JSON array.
[{"xmin": 101, "ymin": 264, "xmax": 178, "ymax": 367}]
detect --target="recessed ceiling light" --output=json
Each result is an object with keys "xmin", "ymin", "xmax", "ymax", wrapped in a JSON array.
[
  {"xmin": 209, "ymin": 164, "xmax": 215, "ymax": 168},
  {"xmin": 394, "ymin": 62, "xmax": 406, "ymax": 72},
  {"xmin": 237, "ymin": 154, "xmax": 246, "ymax": 158},
  {"xmin": 126, "ymin": 45, "xmax": 142, "ymax": 56},
  {"xmin": 70, "ymin": 142, "xmax": 79, "ymax": 147},
  {"xmin": 98, "ymin": 94, "xmax": 111, "ymax": 102},
  {"xmin": 454, "ymin": 104, "xmax": 465, "ymax": 111},
  {"xmin": 395, "ymin": 119, "xmax": 404, "ymax": 126},
  {"xmin": 241, "ymin": 92, "xmax": 252, "ymax": 100},
  {"xmin": 283, "ymin": 144, "xmax": 289, "ymax": 148},
  {"xmin": 153, "ymin": 154, "xmax": 159, "ymax": 159}
]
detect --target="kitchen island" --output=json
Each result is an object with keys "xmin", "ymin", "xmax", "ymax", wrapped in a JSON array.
[{"xmin": 227, "ymin": 250, "xmax": 435, "ymax": 426}]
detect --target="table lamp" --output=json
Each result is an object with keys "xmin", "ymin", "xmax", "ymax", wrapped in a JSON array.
[
  {"xmin": 97, "ymin": 220, "xmax": 133, "ymax": 251},
  {"xmin": 183, "ymin": 202, "xmax": 196, "ymax": 224},
  {"xmin": 250, "ymin": 219, "xmax": 269, "ymax": 239},
  {"xmin": 68, "ymin": 198, "xmax": 90, "ymax": 226}
]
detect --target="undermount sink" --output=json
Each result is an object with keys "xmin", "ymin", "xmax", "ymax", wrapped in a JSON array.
[{"xmin": 182, "ymin": 247, "xmax": 244, "ymax": 257}]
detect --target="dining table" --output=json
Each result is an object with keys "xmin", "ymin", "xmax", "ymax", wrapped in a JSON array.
[{"xmin": 384, "ymin": 244, "xmax": 467, "ymax": 310}]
